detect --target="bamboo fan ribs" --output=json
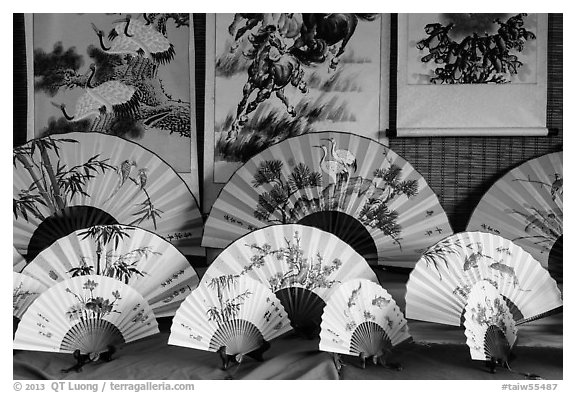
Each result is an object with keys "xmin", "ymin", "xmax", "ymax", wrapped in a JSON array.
[
  {"xmin": 13, "ymin": 132, "xmax": 203, "ymax": 260},
  {"xmin": 13, "ymin": 275, "xmax": 159, "ymax": 357},
  {"xmin": 467, "ymin": 152, "xmax": 563, "ymax": 286},
  {"xmin": 22, "ymin": 224, "xmax": 199, "ymax": 317},
  {"xmin": 405, "ymin": 232, "xmax": 562, "ymax": 326},
  {"xmin": 169, "ymin": 275, "xmax": 291, "ymax": 370},
  {"xmin": 201, "ymin": 224, "xmax": 379, "ymax": 337},
  {"xmin": 319, "ymin": 279, "xmax": 411, "ymax": 369},
  {"xmin": 202, "ymin": 131, "xmax": 452, "ymax": 268}
]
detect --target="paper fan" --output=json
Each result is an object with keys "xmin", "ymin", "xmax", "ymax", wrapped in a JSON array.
[
  {"xmin": 14, "ymin": 247, "xmax": 26, "ymax": 272},
  {"xmin": 13, "ymin": 275, "xmax": 159, "ymax": 354},
  {"xmin": 13, "ymin": 272, "xmax": 48, "ymax": 321},
  {"xmin": 202, "ymin": 131, "xmax": 452, "ymax": 268},
  {"xmin": 405, "ymin": 232, "xmax": 562, "ymax": 326},
  {"xmin": 463, "ymin": 281, "xmax": 517, "ymax": 365},
  {"xmin": 201, "ymin": 224, "xmax": 379, "ymax": 336},
  {"xmin": 467, "ymin": 152, "xmax": 563, "ymax": 285},
  {"xmin": 13, "ymin": 132, "xmax": 202, "ymax": 259},
  {"xmin": 169, "ymin": 275, "xmax": 291, "ymax": 367},
  {"xmin": 22, "ymin": 224, "xmax": 199, "ymax": 318},
  {"xmin": 319, "ymin": 278, "xmax": 410, "ymax": 366}
]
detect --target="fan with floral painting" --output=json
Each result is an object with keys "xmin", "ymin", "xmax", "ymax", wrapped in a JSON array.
[
  {"xmin": 22, "ymin": 224, "xmax": 199, "ymax": 318},
  {"xmin": 13, "ymin": 132, "xmax": 203, "ymax": 261},
  {"xmin": 202, "ymin": 131, "xmax": 452, "ymax": 268},
  {"xmin": 201, "ymin": 224, "xmax": 379, "ymax": 337},
  {"xmin": 13, "ymin": 272, "xmax": 48, "ymax": 322}
]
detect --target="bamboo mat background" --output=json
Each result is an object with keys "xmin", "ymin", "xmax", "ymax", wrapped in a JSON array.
[{"xmin": 13, "ymin": 14, "xmax": 563, "ymax": 234}]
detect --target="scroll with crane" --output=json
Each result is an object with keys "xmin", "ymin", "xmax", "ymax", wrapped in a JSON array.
[
  {"xmin": 24, "ymin": 13, "xmax": 200, "ymax": 201},
  {"xmin": 203, "ymin": 13, "xmax": 391, "ymax": 213},
  {"xmin": 396, "ymin": 13, "xmax": 548, "ymax": 136}
]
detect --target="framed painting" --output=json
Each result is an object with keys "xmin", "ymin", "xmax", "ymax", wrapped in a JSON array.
[
  {"xmin": 396, "ymin": 13, "xmax": 548, "ymax": 136},
  {"xmin": 24, "ymin": 13, "xmax": 200, "ymax": 201},
  {"xmin": 204, "ymin": 13, "xmax": 391, "ymax": 213}
]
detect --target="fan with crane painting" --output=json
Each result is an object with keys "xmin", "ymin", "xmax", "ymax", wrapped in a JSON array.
[
  {"xmin": 463, "ymin": 280, "xmax": 517, "ymax": 373},
  {"xmin": 13, "ymin": 275, "xmax": 159, "ymax": 371},
  {"xmin": 319, "ymin": 279, "xmax": 411, "ymax": 370},
  {"xmin": 405, "ymin": 232, "xmax": 562, "ymax": 327},
  {"xmin": 202, "ymin": 131, "xmax": 452, "ymax": 268},
  {"xmin": 169, "ymin": 274, "xmax": 292, "ymax": 370},
  {"xmin": 21, "ymin": 224, "xmax": 199, "ymax": 318},
  {"xmin": 466, "ymin": 152, "xmax": 563, "ymax": 286},
  {"xmin": 201, "ymin": 224, "xmax": 379, "ymax": 338},
  {"xmin": 13, "ymin": 132, "xmax": 203, "ymax": 261}
]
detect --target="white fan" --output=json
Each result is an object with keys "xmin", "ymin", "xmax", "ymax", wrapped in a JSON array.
[
  {"xmin": 201, "ymin": 224, "xmax": 379, "ymax": 336},
  {"xmin": 202, "ymin": 131, "xmax": 453, "ymax": 268},
  {"xmin": 169, "ymin": 274, "xmax": 291, "ymax": 368},
  {"xmin": 13, "ymin": 272, "xmax": 48, "ymax": 321},
  {"xmin": 320, "ymin": 279, "xmax": 411, "ymax": 368},
  {"xmin": 405, "ymin": 231, "xmax": 562, "ymax": 326},
  {"xmin": 467, "ymin": 152, "xmax": 562, "ymax": 285},
  {"xmin": 13, "ymin": 247, "xmax": 27, "ymax": 272},
  {"xmin": 463, "ymin": 280, "xmax": 517, "ymax": 366},
  {"xmin": 13, "ymin": 275, "xmax": 159, "ymax": 355},
  {"xmin": 22, "ymin": 224, "xmax": 199, "ymax": 318},
  {"xmin": 13, "ymin": 132, "xmax": 203, "ymax": 259}
]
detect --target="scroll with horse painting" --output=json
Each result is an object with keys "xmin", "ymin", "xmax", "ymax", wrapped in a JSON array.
[
  {"xmin": 204, "ymin": 13, "xmax": 390, "ymax": 212},
  {"xmin": 25, "ymin": 13, "xmax": 199, "ymax": 200}
]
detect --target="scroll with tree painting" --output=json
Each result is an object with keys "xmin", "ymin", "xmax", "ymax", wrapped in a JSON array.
[
  {"xmin": 204, "ymin": 13, "xmax": 390, "ymax": 212},
  {"xmin": 25, "ymin": 13, "xmax": 199, "ymax": 200}
]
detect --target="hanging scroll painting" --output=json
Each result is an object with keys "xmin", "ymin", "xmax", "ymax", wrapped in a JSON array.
[
  {"xmin": 25, "ymin": 13, "xmax": 199, "ymax": 200},
  {"xmin": 204, "ymin": 13, "xmax": 390, "ymax": 212},
  {"xmin": 396, "ymin": 13, "xmax": 548, "ymax": 136}
]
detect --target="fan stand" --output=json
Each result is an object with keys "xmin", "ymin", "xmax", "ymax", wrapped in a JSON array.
[
  {"xmin": 217, "ymin": 340, "xmax": 271, "ymax": 371},
  {"xmin": 61, "ymin": 345, "xmax": 117, "ymax": 373}
]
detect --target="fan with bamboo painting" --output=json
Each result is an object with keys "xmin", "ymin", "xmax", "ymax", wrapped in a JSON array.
[
  {"xmin": 201, "ymin": 224, "xmax": 379, "ymax": 337},
  {"xmin": 467, "ymin": 152, "xmax": 563, "ymax": 286},
  {"xmin": 319, "ymin": 279, "xmax": 411, "ymax": 369},
  {"xmin": 405, "ymin": 232, "xmax": 562, "ymax": 327},
  {"xmin": 13, "ymin": 275, "xmax": 159, "ymax": 369},
  {"xmin": 202, "ymin": 131, "xmax": 452, "ymax": 268},
  {"xmin": 13, "ymin": 272, "xmax": 48, "ymax": 322},
  {"xmin": 463, "ymin": 280, "xmax": 517, "ymax": 373},
  {"xmin": 13, "ymin": 132, "xmax": 203, "ymax": 260},
  {"xmin": 169, "ymin": 275, "xmax": 291, "ymax": 370},
  {"xmin": 22, "ymin": 224, "xmax": 199, "ymax": 318}
]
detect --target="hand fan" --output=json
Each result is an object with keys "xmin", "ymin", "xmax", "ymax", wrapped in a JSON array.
[
  {"xmin": 201, "ymin": 224, "xmax": 379, "ymax": 336},
  {"xmin": 405, "ymin": 231, "xmax": 562, "ymax": 326},
  {"xmin": 13, "ymin": 272, "xmax": 48, "ymax": 321},
  {"xmin": 202, "ymin": 131, "xmax": 452, "ymax": 268},
  {"xmin": 22, "ymin": 224, "xmax": 199, "ymax": 318},
  {"xmin": 13, "ymin": 132, "xmax": 203, "ymax": 260},
  {"xmin": 13, "ymin": 275, "xmax": 159, "ymax": 354},
  {"xmin": 13, "ymin": 247, "xmax": 26, "ymax": 272},
  {"xmin": 169, "ymin": 274, "xmax": 291, "ymax": 368},
  {"xmin": 463, "ymin": 280, "xmax": 517, "ymax": 367},
  {"xmin": 319, "ymin": 278, "xmax": 411, "ymax": 367},
  {"xmin": 466, "ymin": 152, "xmax": 562, "ymax": 285}
]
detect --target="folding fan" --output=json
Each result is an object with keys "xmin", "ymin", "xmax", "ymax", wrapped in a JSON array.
[
  {"xmin": 13, "ymin": 275, "xmax": 159, "ymax": 354},
  {"xmin": 169, "ymin": 274, "xmax": 291, "ymax": 368},
  {"xmin": 319, "ymin": 278, "xmax": 411, "ymax": 367},
  {"xmin": 202, "ymin": 131, "xmax": 452, "ymax": 268},
  {"xmin": 463, "ymin": 280, "xmax": 517, "ymax": 367},
  {"xmin": 13, "ymin": 272, "xmax": 48, "ymax": 321},
  {"xmin": 22, "ymin": 224, "xmax": 199, "ymax": 318},
  {"xmin": 13, "ymin": 247, "xmax": 26, "ymax": 272},
  {"xmin": 405, "ymin": 232, "xmax": 562, "ymax": 326},
  {"xmin": 13, "ymin": 132, "xmax": 203, "ymax": 260},
  {"xmin": 201, "ymin": 224, "xmax": 379, "ymax": 336},
  {"xmin": 467, "ymin": 152, "xmax": 563, "ymax": 284}
]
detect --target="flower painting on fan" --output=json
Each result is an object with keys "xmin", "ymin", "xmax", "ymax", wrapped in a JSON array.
[
  {"xmin": 65, "ymin": 279, "xmax": 121, "ymax": 321},
  {"xmin": 13, "ymin": 282, "xmax": 41, "ymax": 315},
  {"xmin": 209, "ymin": 13, "xmax": 385, "ymax": 183},
  {"xmin": 30, "ymin": 13, "xmax": 195, "ymax": 177}
]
